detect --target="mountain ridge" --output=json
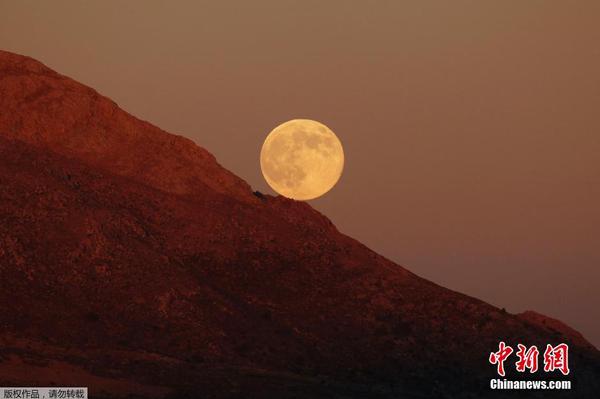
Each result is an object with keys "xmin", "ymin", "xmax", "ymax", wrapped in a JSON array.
[{"xmin": 0, "ymin": 49, "xmax": 254, "ymax": 202}]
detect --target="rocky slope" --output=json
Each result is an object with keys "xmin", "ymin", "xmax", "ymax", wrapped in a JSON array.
[
  {"xmin": 0, "ymin": 50, "xmax": 598, "ymax": 398},
  {"xmin": 0, "ymin": 50, "xmax": 252, "ymax": 201},
  {"xmin": 517, "ymin": 311, "xmax": 596, "ymax": 353}
]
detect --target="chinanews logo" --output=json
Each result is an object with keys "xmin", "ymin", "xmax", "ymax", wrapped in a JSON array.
[{"xmin": 488, "ymin": 342, "xmax": 572, "ymax": 390}]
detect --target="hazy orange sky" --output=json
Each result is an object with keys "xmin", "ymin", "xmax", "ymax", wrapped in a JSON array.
[{"xmin": 2, "ymin": 1, "xmax": 599, "ymax": 346}]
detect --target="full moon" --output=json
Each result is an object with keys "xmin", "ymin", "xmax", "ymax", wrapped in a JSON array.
[{"xmin": 260, "ymin": 119, "xmax": 344, "ymax": 201}]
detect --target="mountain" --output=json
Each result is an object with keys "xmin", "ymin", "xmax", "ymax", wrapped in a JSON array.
[
  {"xmin": 517, "ymin": 311, "xmax": 596, "ymax": 353},
  {"xmin": 0, "ymin": 50, "xmax": 252, "ymax": 201},
  {"xmin": 0, "ymin": 50, "xmax": 598, "ymax": 398}
]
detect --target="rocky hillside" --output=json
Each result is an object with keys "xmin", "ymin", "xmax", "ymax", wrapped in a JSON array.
[{"xmin": 0, "ymin": 50, "xmax": 252, "ymax": 201}]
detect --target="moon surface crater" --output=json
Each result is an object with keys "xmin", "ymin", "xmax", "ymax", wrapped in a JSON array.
[{"xmin": 260, "ymin": 119, "xmax": 344, "ymax": 201}]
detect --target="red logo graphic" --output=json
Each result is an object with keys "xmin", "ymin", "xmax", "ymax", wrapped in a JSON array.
[
  {"xmin": 489, "ymin": 342, "xmax": 569, "ymax": 376},
  {"xmin": 489, "ymin": 341, "xmax": 513, "ymax": 376},
  {"xmin": 515, "ymin": 344, "xmax": 539, "ymax": 373},
  {"xmin": 543, "ymin": 343, "xmax": 570, "ymax": 375}
]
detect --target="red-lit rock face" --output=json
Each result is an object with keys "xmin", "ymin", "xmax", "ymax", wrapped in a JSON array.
[
  {"xmin": 0, "ymin": 51, "xmax": 598, "ymax": 398},
  {"xmin": 0, "ymin": 50, "xmax": 253, "ymax": 201}
]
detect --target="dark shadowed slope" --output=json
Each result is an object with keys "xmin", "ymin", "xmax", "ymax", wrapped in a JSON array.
[
  {"xmin": 0, "ymin": 50, "xmax": 598, "ymax": 398},
  {"xmin": 518, "ymin": 311, "xmax": 596, "ymax": 353}
]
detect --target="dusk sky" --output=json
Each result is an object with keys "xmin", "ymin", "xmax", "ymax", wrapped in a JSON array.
[{"xmin": 2, "ymin": 1, "xmax": 599, "ymax": 346}]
